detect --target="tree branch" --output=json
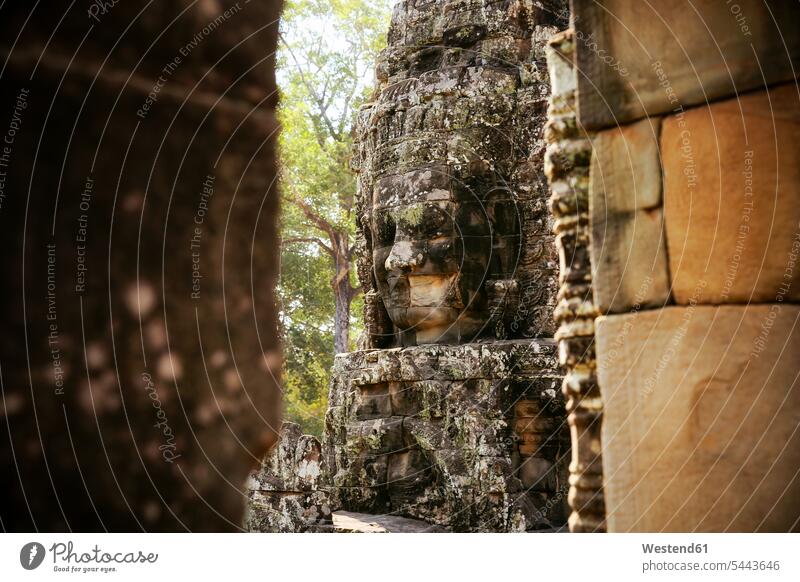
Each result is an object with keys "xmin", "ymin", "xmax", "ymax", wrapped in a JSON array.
[
  {"xmin": 349, "ymin": 284, "xmax": 363, "ymax": 301},
  {"xmin": 279, "ymin": 32, "xmax": 342, "ymax": 142},
  {"xmin": 287, "ymin": 196, "xmax": 335, "ymax": 237},
  {"xmin": 282, "ymin": 237, "xmax": 334, "ymax": 257}
]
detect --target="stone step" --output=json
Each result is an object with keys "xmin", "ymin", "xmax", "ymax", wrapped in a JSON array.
[{"xmin": 332, "ymin": 511, "xmax": 448, "ymax": 533}]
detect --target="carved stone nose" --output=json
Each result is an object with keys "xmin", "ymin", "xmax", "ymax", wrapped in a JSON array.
[{"xmin": 385, "ymin": 241, "xmax": 425, "ymax": 272}]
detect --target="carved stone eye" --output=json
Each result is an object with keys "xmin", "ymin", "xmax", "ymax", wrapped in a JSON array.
[
  {"xmin": 373, "ymin": 212, "xmax": 396, "ymax": 246},
  {"xmin": 409, "ymin": 46, "xmax": 443, "ymax": 75},
  {"xmin": 421, "ymin": 204, "xmax": 448, "ymax": 234}
]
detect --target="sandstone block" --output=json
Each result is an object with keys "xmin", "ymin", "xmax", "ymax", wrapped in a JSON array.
[
  {"xmin": 355, "ymin": 383, "xmax": 393, "ymax": 420},
  {"xmin": 389, "ymin": 380, "xmax": 422, "ymax": 416},
  {"xmin": 573, "ymin": 0, "xmax": 800, "ymax": 129},
  {"xmin": 387, "ymin": 450, "xmax": 431, "ymax": 489},
  {"xmin": 515, "ymin": 399, "xmax": 541, "ymax": 418},
  {"xmin": 403, "ymin": 417, "xmax": 449, "ymax": 451},
  {"xmin": 360, "ymin": 417, "xmax": 406, "ymax": 454},
  {"xmin": 596, "ymin": 305, "xmax": 800, "ymax": 532},
  {"xmin": 590, "ymin": 117, "xmax": 672, "ymax": 313},
  {"xmin": 662, "ymin": 84, "xmax": 800, "ymax": 304},
  {"xmin": 593, "ymin": 118, "xmax": 663, "ymax": 212}
]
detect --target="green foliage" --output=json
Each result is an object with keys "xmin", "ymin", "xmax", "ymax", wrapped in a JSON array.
[{"xmin": 278, "ymin": 0, "xmax": 391, "ymax": 435}]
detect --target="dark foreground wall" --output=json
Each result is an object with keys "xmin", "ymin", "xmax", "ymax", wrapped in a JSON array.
[{"xmin": 0, "ymin": 1, "xmax": 283, "ymax": 531}]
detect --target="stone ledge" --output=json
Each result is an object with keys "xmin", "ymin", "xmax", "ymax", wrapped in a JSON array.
[
  {"xmin": 332, "ymin": 511, "xmax": 448, "ymax": 533},
  {"xmin": 326, "ymin": 339, "xmax": 568, "ymax": 532}
]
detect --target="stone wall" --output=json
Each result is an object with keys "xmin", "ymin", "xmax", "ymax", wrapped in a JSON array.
[
  {"xmin": 325, "ymin": 340, "xmax": 568, "ymax": 531},
  {"xmin": 557, "ymin": 0, "xmax": 800, "ymax": 532}
]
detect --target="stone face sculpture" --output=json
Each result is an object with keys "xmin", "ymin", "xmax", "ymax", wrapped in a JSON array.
[
  {"xmin": 321, "ymin": 0, "xmax": 571, "ymax": 532},
  {"xmin": 353, "ymin": 0, "xmax": 567, "ymax": 348},
  {"xmin": 370, "ymin": 166, "xmax": 521, "ymax": 345}
]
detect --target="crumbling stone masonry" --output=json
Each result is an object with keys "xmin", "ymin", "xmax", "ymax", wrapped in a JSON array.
[
  {"xmin": 320, "ymin": 0, "xmax": 571, "ymax": 532},
  {"xmin": 246, "ymin": 423, "xmax": 333, "ymax": 533},
  {"xmin": 326, "ymin": 341, "xmax": 568, "ymax": 531},
  {"xmin": 245, "ymin": 0, "xmax": 572, "ymax": 533}
]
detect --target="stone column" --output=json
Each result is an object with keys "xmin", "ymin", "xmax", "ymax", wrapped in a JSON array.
[
  {"xmin": 544, "ymin": 30, "xmax": 604, "ymax": 533},
  {"xmin": 569, "ymin": 0, "xmax": 800, "ymax": 531},
  {"xmin": 0, "ymin": 1, "xmax": 283, "ymax": 531}
]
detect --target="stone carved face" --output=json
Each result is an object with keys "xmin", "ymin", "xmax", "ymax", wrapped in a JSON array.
[
  {"xmin": 353, "ymin": 0, "xmax": 562, "ymax": 348},
  {"xmin": 371, "ymin": 165, "xmax": 520, "ymax": 346}
]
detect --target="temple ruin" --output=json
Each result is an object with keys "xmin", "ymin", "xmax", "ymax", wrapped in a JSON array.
[
  {"xmin": 248, "ymin": 0, "xmax": 572, "ymax": 532},
  {"xmin": 249, "ymin": 0, "xmax": 800, "ymax": 534},
  {"xmin": 1, "ymin": 0, "xmax": 798, "ymax": 536}
]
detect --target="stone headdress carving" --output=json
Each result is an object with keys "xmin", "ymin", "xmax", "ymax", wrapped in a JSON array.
[{"xmin": 353, "ymin": 0, "xmax": 562, "ymax": 348}]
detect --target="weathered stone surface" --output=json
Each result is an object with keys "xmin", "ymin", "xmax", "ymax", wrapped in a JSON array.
[
  {"xmin": 332, "ymin": 511, "xmax": 448, "ymax": 533},
  {"xmin": 662, "ymin": 84, "xmax": 800, "ymax": 305},
  {"xmin": 246, "ymin": 491, "xmax": 333, "ymax": 534},
  {"xmin": 248, "ymin": 422, "xmax": 324, "ymax": 492},
  {"xmin": 572, "ymin": 0, "xmax": 800, "ymax": 130},
  {"xmin": 590, "ymin": 117, "xmax": 671, "ymax": 313},
  {"xmin": 246, "ymin": 422, "xmax": 333, "ymax": 532},
  {"xmin": 324, "ymin": 0, "xmax": 570, "ymax": 534},
  {"xmin": 596, "ymin": 306, "xmax": 800, "ymax": 532},
  {"xmin": 561, "ymin": 0, "xmax": 800, "ymax": 538},
  {"xmin": 325, "ymin": 340, "xmax": 568, "ymax": 532},
  {"xmin": 354, "ymin": 0, "xmax": 568, "ymax": 348}
]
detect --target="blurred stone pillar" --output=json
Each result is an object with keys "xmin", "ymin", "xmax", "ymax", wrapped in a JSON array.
[
  {"xmin": 569, "ymin": 0, "xmax": 800, "ymax": 531},
  {"xmin": 0, "ymin": 1, "xmax": 283, "ymax": 531},
  {"xmin": 544, "ymin": 30, "xmax": 604, "ymax": 533}
]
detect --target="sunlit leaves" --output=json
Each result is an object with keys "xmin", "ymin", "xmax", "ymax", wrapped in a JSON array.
[{"xmin": 278, "ymin": 0, "xmax": 391, "ymax": 434}]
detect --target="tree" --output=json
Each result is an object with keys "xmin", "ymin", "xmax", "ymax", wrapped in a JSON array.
[{"xmin": 277, "ymin": 0, "xmax": 391, "ymax": 433}]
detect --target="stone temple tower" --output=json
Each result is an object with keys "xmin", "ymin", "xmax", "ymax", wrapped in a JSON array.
[{"xmin": 323, "ymin": 0, "xmax": 570, "ymax": 532}]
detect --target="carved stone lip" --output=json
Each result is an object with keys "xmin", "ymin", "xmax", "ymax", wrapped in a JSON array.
[
  {"xmin": 390, "ymin": 305, "xmax": 460, "ymax": 330},
  {"xmin": 385, "ymin": 273, "xmax": 460, "ymax": 301},
  {"xmin": 408, "ymin": 274, "xmax": 459, "ymax": 308}
]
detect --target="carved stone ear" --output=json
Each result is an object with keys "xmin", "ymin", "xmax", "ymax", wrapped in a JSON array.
[
  {"xmin": 442, "ymin": 24, "xmax": 486, "ymax": 47},
  {"xmin": 485, "ymin": 279, "xmax": 520, "ymax": 338},
  {"xmin": 364, "ymin": 290, "xmax": 393, "ymax": 349}
]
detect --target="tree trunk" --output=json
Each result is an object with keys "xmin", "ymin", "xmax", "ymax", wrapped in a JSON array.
[
  {"xmin": 0, "ymin": 1, "xmax": 284, "ymax": 531},
  {"xmin": 326, "ymin": 229, "xmax": 361, "ymax": 354},
  {"xmin": 333, "ymin": 274, "xmax": 352, "ymax": 354},
  {"xmin": 284, "ymin": 206, "xmax": 360, "ymax": 354}
]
